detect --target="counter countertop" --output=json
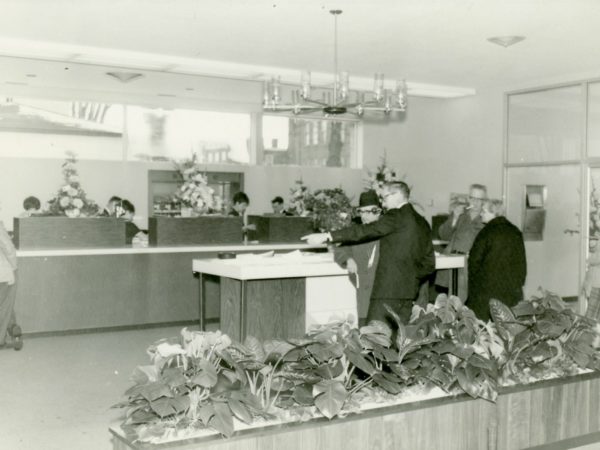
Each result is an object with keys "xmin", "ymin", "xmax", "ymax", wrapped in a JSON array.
[{"xmin": 16, "ymin": 242, "xmax": 327, "ymax": 258}]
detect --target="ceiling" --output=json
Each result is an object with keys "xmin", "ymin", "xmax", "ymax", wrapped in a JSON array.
[{"xmin": 1, "ymin": 0, "xmax": 600, "ymax": 100}]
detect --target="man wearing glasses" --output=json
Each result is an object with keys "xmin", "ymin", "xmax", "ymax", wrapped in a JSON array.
[
  {"xmin": 303, "ymin": 181, "xmax": 435, "ymax": 326},
  {"xmin": 333, "ymin": 190, "xmax": 382, "ymax": 326},
  {"xmin": 435, "ymin": 183, "xmax": 487, "ymax": 298}
]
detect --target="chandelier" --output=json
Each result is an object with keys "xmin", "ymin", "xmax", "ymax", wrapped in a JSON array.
[{"xmin": 263, "ymin": 9, "xmax": 407, "ymax": 118}]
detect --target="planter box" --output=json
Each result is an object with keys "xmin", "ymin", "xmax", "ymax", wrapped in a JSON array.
[
  {"xmin": 149, "ymin": 216, "xmax": 243, "ymax": 246},
  {"xmin": 110, "ymin": 372, "xmax": 600, "ymax": 450},
  {"xmin": 248, "ymin": 215, "xmax": 314, "ymax": 243},
  {"xmin": 13, "ymin": 217, "xmax": 127, "ymax": 249}
]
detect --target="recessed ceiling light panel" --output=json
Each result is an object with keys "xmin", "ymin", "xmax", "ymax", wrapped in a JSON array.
[
  {"xmin": 106, "ymin": 71, "xmax": 144, "ymax": 83},
  {"xmin": 487, "ymin": 36, "xmax": 526, "ymax": 48}
]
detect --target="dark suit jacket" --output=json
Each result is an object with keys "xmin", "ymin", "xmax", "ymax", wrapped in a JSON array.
[
  {"xmin": 467, "ymin": 216, "xmax": 527, "ymax": 321},
  {"xmin": 331, "ymin": 204, "xmax": 435, "ymax": 300}
]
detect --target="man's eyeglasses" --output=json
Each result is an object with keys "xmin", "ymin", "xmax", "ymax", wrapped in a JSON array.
[
  {"xmin": 469, "ymin": 196, "xmax": 485, "ymax": 201},
  {"xmin": 358, "ymin": 207, "xmax": 381, "ymax": 214}
]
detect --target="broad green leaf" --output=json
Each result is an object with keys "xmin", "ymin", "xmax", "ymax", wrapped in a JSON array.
[
  {"xmin": 228, "ymin": 398, "xmax": 252, "ymax": 424},
  {"xmin": 210, "ymin": 402, "xmax": 235, "ymax": 437},
  {"xmin": 198, "ymin": 404, "xmax": 215, "ymax": 425},
  {"xmin": 162, "ymin": 368, "xmax": 186, "ymax": 388},
  {"xmin": 360, "ymin": 321, "xmax": 392, "ymax": 339},
  {"xmin": 128, "ymin": 408, "xmax": 158, "ymax": 424},
  {"xmin": 315, "ymin": 360, "xmax": 344, "ymax": 379},
  {"xmin": 150, "ymin": 397, "xmax": 180, "ymax": 417},
  {"xmin": 190, "ymin": 360, "xmax": 218, "ymax": 388},
  {"xmin": 372, "ymin": 373, "xmax": 402, "ymax": 394},
  {"xmin": 139, "ymin": 382, "xmax": 172, "ymax": 402},
  {"xmin": 131, "ymin": 365, "xmax": 158, "ymax": 385},
  {"xmin": 263, "ymin": 339, "xmax": 295, "ymax": 359},
  {"xmin": 344, "ymin": 349, "xmax": 377, "ymax": 375},
  {"xmin": 244, "ymin": 335, "xmax": 266, "ymax": 363},
  {"xmin": 270, "ymin": 377, "xmax": 295, "ymax": 392},
  {"xmin": 313, "ymin": 380, "xmax": 347, "ymax": 419},
  {"xmin": 467, "ymin": 353, "xmax": 496, "ymax": 372},
  {"xmin": 293, "ymin": 383, "xmax": 314, "ymax": 406}
]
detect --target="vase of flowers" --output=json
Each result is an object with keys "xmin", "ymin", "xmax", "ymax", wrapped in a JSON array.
[
  {"xmin": 46, "ymin": 152, "xmax": 99, "ymax": 217},
  {"xmin": 366, "ymin": 155, "xmax": 403, "ymax": 196},
  {"xmin": 174, "ymin": 154, "xmax": 223, "ymax": 216},
  {"xmin": 304, "ymin": 187, "xmax": 353, "ymax": 232},
  {"xmin": 288, "ymin": 179, "xmax": 310, "ymax": 217}
]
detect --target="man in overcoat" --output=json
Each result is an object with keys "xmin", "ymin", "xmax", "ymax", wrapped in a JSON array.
[{"xmin": 303, "ymin": 181, "xmax": 435, "ymax": 326}]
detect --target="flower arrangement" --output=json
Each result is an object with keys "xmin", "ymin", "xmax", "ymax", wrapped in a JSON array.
[
  {"xmin": 366, "ymin": 156, "xmax": 403, "ymax": 196},
  {"xmin": 46, "ymin": 152, "xmax": 99, "ymax": 217},
  {"xmin": 174, "ymin": 154, "xmax": 223, "ymax": 215},
  {"xmin": 288, "ymin": 180, "xmax": 310, "ymax": 217},
  {"xmin": 304, "ymin": 187, "xmax": 353, "ymax": 231},
  {"xmin": 115, "ymin": 291, "xmax": 600, "ymax": 443}
]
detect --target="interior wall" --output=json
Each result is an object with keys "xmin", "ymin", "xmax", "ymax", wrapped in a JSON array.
[{"xmin": 363, "ymin": 89, "xmax": 505, "ymax": 220}]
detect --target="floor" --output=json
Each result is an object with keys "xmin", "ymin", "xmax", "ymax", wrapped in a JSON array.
[
  {"xmin": 1, "ymin": 325, "xmax": 600, "ymax": 450},
  {"xmin": 0, "ymin": 325, "xmax": 203, "ymax": 450}
]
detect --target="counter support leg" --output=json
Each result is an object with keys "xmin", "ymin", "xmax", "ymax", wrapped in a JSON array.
[
  {"xmin": 451, "ymin": 268, "xmax": 458, "ymax": 296},
  {"xmin": 198, "ymin": 272, "xmax": 205, "ymax": 331},
  {"xmin": 240, "ymin": 280, "xmax": 247, "ymax": 341}
]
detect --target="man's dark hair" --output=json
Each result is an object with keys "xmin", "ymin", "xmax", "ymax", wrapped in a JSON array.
[
  {"xmin": 23, "ymin": 196, "xmax": 41, "ymax": 210},
  {"xmin": 109, "ymin": 195, "xmax": 122, "ymax": 203},
  {"xmin": 121, "ymin": 199, "xmax": 135, "ymax": 214},
  {"xmin": 271, "ymin": 196, "xmax": 284, "ymax": 204},
  {"xmin": 232, "ymin": 192, "xmax": 249, "ymax": 205},
  {"xmin": 385, "ymin": 181, "xmax": 411, "ymax": 199}
]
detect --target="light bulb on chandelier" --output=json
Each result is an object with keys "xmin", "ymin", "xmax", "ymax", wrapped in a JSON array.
[{"xmin": 263, "ymin": 10, "xmax": 407, "ymax": 118}]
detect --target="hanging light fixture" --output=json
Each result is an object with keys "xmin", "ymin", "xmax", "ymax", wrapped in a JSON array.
[{"xmin": 263, "ymin": 9, "xmax": 407, "ymax": 118}]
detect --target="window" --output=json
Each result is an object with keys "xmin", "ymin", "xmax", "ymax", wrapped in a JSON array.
[
  {"xmin": 261, "ymin": 115, "xmax": 360, "ymax": 168},
  {"xmin": 126, "ymin": 106, "xmax": 251, "ymax": 163},
  {"xmin": 0, "ymin": 97, "xmax": 124, "ymax": 160}
]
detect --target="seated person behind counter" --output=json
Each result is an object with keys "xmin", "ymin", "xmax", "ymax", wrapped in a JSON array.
[
  {"xmin": 117, "ymin": 200, "xmax": 147, "ymax": 245},
  {"xmin": 270, "ymin": 196, "xmax": 293, "ymax": 216},
  {"xmin": 19, "ymin": 196, "xmax": 41, "ymax": 217},
  {"xmin": 99, "ymin": 195, "xmax": 122, "ymax": 217},
  {"xmin": 228, "ymin": 192, "xmax": 255, "ymax": 232}
]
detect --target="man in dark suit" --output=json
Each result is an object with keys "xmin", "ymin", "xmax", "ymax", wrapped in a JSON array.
[{"xmin": 303, "ymin": 181, "xmax": 435, "ymax": 326}]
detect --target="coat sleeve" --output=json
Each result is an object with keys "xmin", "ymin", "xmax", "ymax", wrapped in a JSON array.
[
  {"xmin": 333, "ymin": 245, "xmax": 353, "ymax": 268},
  {"xmin": 437, "ymin": 215, "xmax": 455, "ymax": 241},
  {"xmin": 467, "ymin": 228, "xmax": 488, "ymax": 280},
  {"xmin": 330, "ymin": 211, "xmax": 399, "ymax": 244}
]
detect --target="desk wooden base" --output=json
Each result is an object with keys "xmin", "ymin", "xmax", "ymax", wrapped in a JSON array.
[{"xmin": 220, "ymin": 277, "xmax": 305, "ymax": 341}]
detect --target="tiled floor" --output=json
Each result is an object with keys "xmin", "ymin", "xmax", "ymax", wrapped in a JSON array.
[{"xmin": 0, "ymin": 325, "xmax": 201, "ymax": 450}]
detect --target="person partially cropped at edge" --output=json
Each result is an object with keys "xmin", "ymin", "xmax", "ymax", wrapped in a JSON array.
[
  {"xmin": 435, "ymin": 183, "xmax": 487, "ymax": 297},
  {"xmin": 467, "ymin": 199, "xmax": 527, "ymax": 321},
  {"xmin": 333, "ymin": 190, "xmax": 382, "ymax": 326},
  {"xmin": 303, "ymin": 181, "xmax": 435, "ymax": 326},
  {"xmin": 0, "ymin": 206, "xmax": 22, "ymax": 350}
]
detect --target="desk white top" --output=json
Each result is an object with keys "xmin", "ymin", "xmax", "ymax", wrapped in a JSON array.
[{"xmin": 192, "ymin": 252, "xmax": 465, "ymax": 281}]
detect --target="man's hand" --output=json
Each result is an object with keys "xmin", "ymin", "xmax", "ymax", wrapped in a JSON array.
[
  {"xmin": 301, "ymin": 233, "xmax": 329, "ymax": 245},
  {"xmin": 346, "ymin": 258, "xmax": 358, "ymax": 274}
]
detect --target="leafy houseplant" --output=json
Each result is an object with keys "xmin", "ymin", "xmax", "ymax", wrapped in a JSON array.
[
  {"xmin": 173, "ymin": 154, "xmax": 223, "ymax": 216},
  {"xmin": 46, "ymin": 152, "xmax": 99, "ymax": 217},
  {"xmin": 116, "ymin": 292, "xmax": 600, "ymax": 444}
]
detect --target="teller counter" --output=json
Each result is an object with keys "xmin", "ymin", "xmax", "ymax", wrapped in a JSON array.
[{"xmin": 15, "ymin": 243, "xmax": 326, "ymax": 335}]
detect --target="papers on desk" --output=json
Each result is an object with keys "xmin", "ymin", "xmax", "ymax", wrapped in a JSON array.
[{"xmin": 226, "ymin": 250, "xmax": 333, "ymax": 265}]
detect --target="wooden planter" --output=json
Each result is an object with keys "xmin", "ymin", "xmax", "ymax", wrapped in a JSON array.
[
  {"xmin": 148, "ymin": 216, "xmax": 243, "ymax": 246},
  {"xmin": 110, "ymin": 372, "xmax": 600, "ymax": 450},
  {"xmin": 13, "ymin": 217, "xmax": 127, "ymax": 249},
  {"xmin": 248, "ymin": 215, "xmax": 314, "ymax": 243}
]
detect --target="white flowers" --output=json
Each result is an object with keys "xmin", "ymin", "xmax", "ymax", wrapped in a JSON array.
[
  {"xmin": 175, "ymin": 157, "xmax": 223, "ymax": 214},
  {"xmin": 59, "ymin": 196, "xmax": 71, "ymax": 207},
  {"xmin": 72, "ymin": 198, "xmax": 84, "ymax": 208}
]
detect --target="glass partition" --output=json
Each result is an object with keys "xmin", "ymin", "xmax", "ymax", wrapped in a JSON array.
[
  {"xmin": 506, "ymin": 165, "xmax": 581, "ymax": 297},
  {"xmin": 507, "ymin": 85, "xmax": 583, "ymax": 164},
  {"xmin": 261, "ymin": 115, "xmax": 359, "ymax": 168}
]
